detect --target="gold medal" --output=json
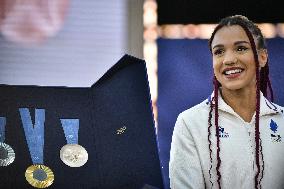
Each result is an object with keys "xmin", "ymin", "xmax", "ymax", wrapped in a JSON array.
[
  {"xmin": 25, "ymin": 164, "xmax": 54, "ymax": 188},
  {"xmin": 60, "ymin": 144, "xmax": 88, "ymax": 167},
  {"xmin": 0, "ymin": 142, "xmax": 15, "ymax": 166}
]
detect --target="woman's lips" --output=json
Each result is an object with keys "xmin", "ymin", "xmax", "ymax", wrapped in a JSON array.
[
  {"xmin": 222, "ymin": 67, "xmax": 244, "ymax": 79},
  {"xmin": 225, "ymin": 72, "xmax": 243, "ymax": 79}
]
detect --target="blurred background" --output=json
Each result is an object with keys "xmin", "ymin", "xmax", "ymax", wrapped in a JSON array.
[{"xmin": 1, "ymin": 1, "xmax": 284, "ymax": 188}]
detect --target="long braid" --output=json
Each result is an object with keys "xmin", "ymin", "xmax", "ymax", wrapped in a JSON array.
[
  {"xmin": 267, "ymin": 77, "xmax": 274, "ymax": 102},
  {"xmin": 207, "ymin": 21, "xmax": 227, "ymax": 189},
  {"xmin": 208, "ymin": 97, "xmax": 214, "ymax": 188},
  {"xmin": 238, "ymin": 23, "xmax": 262, "ymax": 189},
  {"xmin": 261, "ymin": 61, "xmax": 274, "ymax": 102},
  {"xmin": 208, "ymin": 77, "xmax": 222, "ymax": 189},
  {"xmin": 214, "ymin": 77, "xmax": 222, "ymax": 189},
  {"xmin": 259, "ymin": 137, "xmax": 265, "ymax": 187},
  {"xmin": 208, "ymin": 25, "xmax": 222, "ymax": 188}
]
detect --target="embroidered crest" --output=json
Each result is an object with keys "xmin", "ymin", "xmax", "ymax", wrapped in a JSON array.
[
  {"xmin": 270, "ymin": 119, "xmax": 281, "ymax": 143},
  {"xmin": 270, "ymin": 119, "xmax": 278, "ymax": 133},
  {"xmin": 219, "ymin": 126, "xmax": 229, "ymax": 138}
]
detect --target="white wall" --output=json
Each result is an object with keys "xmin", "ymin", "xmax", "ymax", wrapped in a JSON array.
[{"xmin": 0, "ymin": 0, "xmax": 142, "ymax": 87}]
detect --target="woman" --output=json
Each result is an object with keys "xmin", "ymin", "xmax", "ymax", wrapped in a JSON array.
[{"xmin": 169, "ymin": 15, "xmax": 284, "ymax": 189}]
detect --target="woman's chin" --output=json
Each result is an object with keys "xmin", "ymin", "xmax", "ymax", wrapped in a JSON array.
[{"xmin": 221, "ymin": 82, "xmax": 245, "ymax": 91}]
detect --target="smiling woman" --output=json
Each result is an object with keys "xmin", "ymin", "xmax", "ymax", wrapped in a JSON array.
[{"xmin": 169, "ymin": 15, "xmax": 284, "ymax": 189}]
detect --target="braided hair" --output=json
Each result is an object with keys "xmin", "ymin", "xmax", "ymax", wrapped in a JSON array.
[{"xmin": 207, "ymin": 15, "xmax": 274, "ymax": 189}]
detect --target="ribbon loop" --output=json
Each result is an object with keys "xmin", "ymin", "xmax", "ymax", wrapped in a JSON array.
[
  {"xmin": 60, "ymin": 119, "xmax": 79, "ymax": 144},
  {"xmin": 19, "ymin": 108, "xmax": 45, "ymax": 165},
  {"xmin": 0, "ymin": 117, "xmax": 6, "ymax": 143}
]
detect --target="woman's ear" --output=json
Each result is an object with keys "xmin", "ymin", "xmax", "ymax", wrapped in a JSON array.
[{"xmin": 258, "ymin": 49, "xmax": 268, "ymax": 67}]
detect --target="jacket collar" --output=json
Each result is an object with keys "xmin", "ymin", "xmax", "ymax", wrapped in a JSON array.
[{"xmin": 206, "ymin": 89, "xmax": 281, "ymax": 117}]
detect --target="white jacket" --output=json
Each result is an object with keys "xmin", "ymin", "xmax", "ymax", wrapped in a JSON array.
[{"xmin": 169, "ymin": 92, "xmax": 284, "ymax": 189}]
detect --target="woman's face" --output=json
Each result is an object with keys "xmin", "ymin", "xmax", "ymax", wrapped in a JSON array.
[{"xmin": 211, "ymin": 25, "xmax": 267, "ymax": 92}]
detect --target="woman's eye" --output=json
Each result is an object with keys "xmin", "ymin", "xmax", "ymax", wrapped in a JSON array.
[
  {"xmin": 213, "ymin": 49, "xmax": 224, "ymax": 55},
  {"xmin": 237, "ymin": 46, "xmax": 248, "ymax": 51}
]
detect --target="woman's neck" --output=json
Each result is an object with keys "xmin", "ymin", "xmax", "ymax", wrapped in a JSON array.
[{"xmin": 221, "ymin": 87, "xmax": 256, "ymax": 123}]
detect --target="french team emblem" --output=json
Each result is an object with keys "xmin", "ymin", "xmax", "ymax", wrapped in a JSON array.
[
  {"xmin": 270, "ymin": 119, "xmax": 281, "ymax": 143},
  {"xmin": 219, "ymin": 126, "xmax": 229, "ymax": 138}
]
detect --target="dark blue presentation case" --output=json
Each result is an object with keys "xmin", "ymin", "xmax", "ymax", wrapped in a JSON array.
[{"xmin": 0, "ymin": 55, "xmax": 164, "ymax": 189}]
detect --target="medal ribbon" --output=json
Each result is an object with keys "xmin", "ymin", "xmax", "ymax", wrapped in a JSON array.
[
  {"xmin": 19, "ymin": 108, "xmax": 45, "ymax": 165},
  {"xmin": 0, "ymin": 117, "xmax": 6, "ymax": 143},
  {"xmin": 60, "ymin": 119, "xmax": 79, "ymax": 144}
]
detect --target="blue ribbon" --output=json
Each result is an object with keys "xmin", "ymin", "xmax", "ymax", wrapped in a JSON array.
[
  {"xmin": 60, "ymin": 119, "xmax": 79, "ymax": 144},
  {"xmin": 19, "ymin": 108, "xmax": 45, "ymax": 165},
  {"xmin": 0, "ymin": 117, "xmax": 6, "ymax": 143}
]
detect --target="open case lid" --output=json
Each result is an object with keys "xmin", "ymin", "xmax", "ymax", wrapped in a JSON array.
[{"xmin": 0, "ymin": 54, "xmax": 164, "ymax": 189}]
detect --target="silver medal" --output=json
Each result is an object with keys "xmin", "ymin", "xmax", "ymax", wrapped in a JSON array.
[
  {"xmin": 60, "ymin": 144, "xmax": 88, "ymax": 167},
  {"xmin": 0, "ymin": 142, "xmax": 15, "ymax": 166}
]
